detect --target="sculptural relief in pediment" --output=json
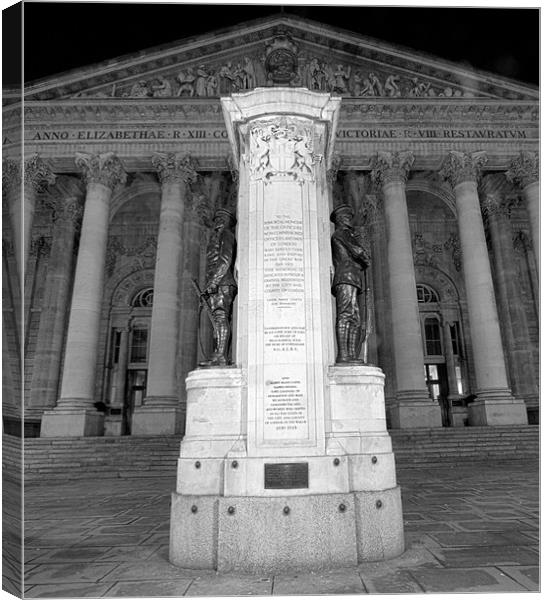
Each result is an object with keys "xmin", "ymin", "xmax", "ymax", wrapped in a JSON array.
[{"xmin": 71, "ymin": 31, "xmax": 486, "ymax": 101}]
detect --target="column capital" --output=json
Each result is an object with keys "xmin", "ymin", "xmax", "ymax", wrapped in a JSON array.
[
  {"xmin": 440, "ymin": 150, "xmax": 487, "ymax": 187},
  {"xmin": 2, "ymin": 159, "xmax": 20, "ymax": 216},
  {"xmin": 75, "ymin": 152, "xmax": 127, "ymax": 190},
  {"xmin": 370, "ymin": 151, "xmax": 414, "ymax": 187},
  {"xmin": 42, "ymin": 175, "xmax": 86, "ymax": 225},
  {"xmin": 506, "ymin": 151, "xmax": 539, "ymax": 189},
  {"xmin": 151, "ymin": 152, "xmax": 198, "ymax": 185},
  {"xmin": 480, "ymin": 173, "xmax": 519, "ymax": 220},
  {"xmin": 24, "ymin": 154, "xmax": 56, "ymax": 194}
]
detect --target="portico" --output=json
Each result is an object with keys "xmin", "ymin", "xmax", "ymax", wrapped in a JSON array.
[{"xmin": 3, "ymin": 15, "xmax": 538, "ymax": 439}]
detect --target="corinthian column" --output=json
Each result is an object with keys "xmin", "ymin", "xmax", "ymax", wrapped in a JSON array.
[
  {"xmin": 440, "ymin": 151, "xmax": 527, "ymax": 425},
  {"xmin": 480, "ymin": 174, "xmax": 537, "ymax": 418},
  {"xmin": 3, "ymin": 156, "xmax": 56, "ymax": 287},
  {"xmin": 131, "ymin": 153, "xmax": 197, "ymax": 435},
  {"xmin": 371, "ymin": 151, "xmax": 441, "ymax": 428},
  {"xmin": 28, "ymin": 176, "xmax": 84, "ymax": 423},
  {"xmin": 506, "ymin": 151, "xmax": 539, "ymax": 274},
  {"xmin": 41, "ymin": 153, "xmax": 126, "ymax": 437}
]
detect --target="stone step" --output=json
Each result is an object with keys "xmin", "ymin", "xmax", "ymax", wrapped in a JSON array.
[{"xmin": 5, "ymin": 425, "xmax": 539, "ymax": 481}]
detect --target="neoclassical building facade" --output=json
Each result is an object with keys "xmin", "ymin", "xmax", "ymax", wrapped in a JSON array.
[{"xmin": 3, "ymin": 15, "xmax": 539, "ymax": 437}]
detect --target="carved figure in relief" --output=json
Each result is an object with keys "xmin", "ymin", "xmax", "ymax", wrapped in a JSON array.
[
  {"xmin": 205, "ymin": 73, "xmax": 218, "ymax": 96},
  {"xmin": 194, "ymin": 65, "xmax": 209, "ymax": 97},
  {"xmin": 408, "ymin": 77, "xmax": 431, "ymax": 97},
  {"xmin": 250, "ymin": 128, "xmax": 272, "ymax": 179},
  {"xmin": 322, "ymin": 61, "xmax": 336, "ymax": 91},
  {"xmin": 361, "ymin": 72, "xmax": 384, "ymax": 96},
  {"xmin": 352, "ymin": 71, "xmax": 365, "ymax": 96},
  {"xmin": 307, "ymin": 58, "xmax": 322, "ymax": 90},
  {"xmin": 199, "ymin": 208, "xmax": 238, "ymax": 367},
  {"xmin": 218, "ymin": 62, "xmax": 235, "ymax": 94},
  {"xmin": 176, "ymin": 68, "xmax": 196, "ymax": 96},
  {"xmin": 330, "ymin": 204, "xmax": 370, "ymax": 365},
  {"xmin": 333, "ymin": 64, "xmax": 351, "ymax": 93},
  {"xmin": 242, "ymin": 57, "xmax": 256, "ymax": 89},
  {"xmin": 384, "ymin": 75, "xmax": 401, "ymax": 97},
  {"xmin": 293, "ymin": 135, "xmax": 315, "ymax": 178},
  {"xmin": 130, "ymin": 80, "xmax": 150, "ymax": 97},
  {"xmin": 151, "ymin": 76, "xmax": 172, "ymax": 97}
]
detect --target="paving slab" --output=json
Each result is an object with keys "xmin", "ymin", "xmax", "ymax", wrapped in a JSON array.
[
  {"xmin": 185, "ymin": 573, "xmax": 273, "ymax": 596},
  {"xmin": 15, "ymin": 459, "xmax": 538, "ymax": 596},
  {"xmin": 497, "ymin": 565, "xmax": 540, "ymax": 591},
  {"xmin": 408, "ymin": 566, "xmax": 528, "ymax": 593},
  {"xmin": 24, "ymin": 583, "xmax": 115, "ymax": 598},
  {"xmin": 272, "ymin": 569, "xmax": 366, "ymax": 595},
  {"xmin": 102, "ymin": 579, "xmax": 194, "ymax": 597}
]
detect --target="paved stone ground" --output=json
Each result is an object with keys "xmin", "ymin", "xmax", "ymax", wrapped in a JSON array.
[{"xmin": 14, "ymin": 460, "xmax": 540, "ymax": 596}]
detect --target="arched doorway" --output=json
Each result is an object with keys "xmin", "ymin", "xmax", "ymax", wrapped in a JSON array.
[
  {"xmin": 103, "ymin": 270, "xmax": 154, "ymax": 435},
  {"xmin": 416, "ymin": 280, "xmax": 467, "ymax": 427}
]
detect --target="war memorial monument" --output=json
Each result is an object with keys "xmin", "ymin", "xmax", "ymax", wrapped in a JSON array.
[{"xmin": 1, "ymin": 9, "xmax": 539, "ymax": 586}]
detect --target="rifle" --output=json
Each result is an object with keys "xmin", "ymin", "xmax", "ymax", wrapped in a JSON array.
[
  {"xmin": 357, "ymin": 271, "xmax": 374, "ymax": 363},
  {"xmin": 191, "ymin": 279, "xmax": 217, "ymax": 358}
]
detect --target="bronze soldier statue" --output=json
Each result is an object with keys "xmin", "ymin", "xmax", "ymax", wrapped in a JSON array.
[
  {"xmin": 199, "ymin": 208, "xmax": 237, "ymax": 367},
  {"xmin": 330, "ymin": 204, "xmax": 370, "ymax": 364}
]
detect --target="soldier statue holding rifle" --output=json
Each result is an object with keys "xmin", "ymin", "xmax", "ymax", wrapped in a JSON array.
[
  {"xmin": 193, "ymin": 208, "xmax": 237, "ymax": 367},
  {"xmin": 330, "ymin": 203, "xmax": 371, "ymax": 365}
]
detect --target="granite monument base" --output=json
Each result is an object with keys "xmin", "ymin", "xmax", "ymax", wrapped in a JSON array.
[
  {"xmin": 169, "ymin": 365, "xmax": 405, "ymax": 572},
  {"xmin": 170, "ymin": 486, "xmax": 403, "ymax": 573},
  {"xmin": 40, "ymin": 408, "xmax": 104, "ymax": 437}
]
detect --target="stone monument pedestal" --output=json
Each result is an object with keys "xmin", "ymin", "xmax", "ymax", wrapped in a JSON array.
[
  {"xmin": 170, "ymin": 365, "xmax": 404, "ymax": 573},
  {"xmin": 170, "ymin": 87, "xmax": 404, "ymax": 573}
]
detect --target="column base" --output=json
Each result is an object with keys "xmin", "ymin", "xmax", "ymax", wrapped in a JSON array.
[
  {"xmin": 40, "ymin": 409, "xmax": 104, "ymax": 437},
  {"xmin": 468, "ymin": 390, "xmax": 528, "ymax": 426},
  {"xmin": 170, "ymin": 487, "xmax": 404, "ymax": 573},
  {"xmin": 389, "ymin": 391, "xmax": 442, "ymax": 428},
  {"xmin": 131, "ymin": 402, "xmax": 183, "ymax": 435}
]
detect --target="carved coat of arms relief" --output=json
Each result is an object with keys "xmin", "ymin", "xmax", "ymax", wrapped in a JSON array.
[{"xmin": 246, "ymin": 118, "xmax": 321, "ymax": 184}]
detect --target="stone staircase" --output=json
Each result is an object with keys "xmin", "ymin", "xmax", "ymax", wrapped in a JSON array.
[{"xmin": 4, "ymin": 425, "xmax": 539, "ymax": 482}]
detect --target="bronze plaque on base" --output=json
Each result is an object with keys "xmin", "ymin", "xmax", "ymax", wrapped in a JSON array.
[{"xmin": 264, "ymin": 462, "xmax": 309, "ymax": 489}]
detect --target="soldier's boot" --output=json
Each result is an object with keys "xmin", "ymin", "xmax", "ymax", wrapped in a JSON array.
[
  {"xmin": 212, "ymin": 317, "xmax": 230, "ymax": 366},
  {"xmin": 347, "ymin": 324, "xmax": 364, "ymax": 364},
  {"xmin": 335, "ymin": 322, "xmax": 351, "ymax": 363}
]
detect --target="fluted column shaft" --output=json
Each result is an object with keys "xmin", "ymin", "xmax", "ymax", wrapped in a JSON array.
[
  {"xmin": 442, "ymin": 153, "xmax": 508, "ymax": 391},
  {"xmin": 441, "ymin": 151, "xmax": 526, "ymax": 425},
  {"xmin": 481, "ymin": 176, "xmax": 538, "ymax": 409},
  {"xmin": 372, "ymin": 152, "xmax": 441, "ymax": 428},
  {"xmin": 132, "ymin": 153, "xmax": 196, "ymax": 435},
  {"xmin": 29, "ymin": 176, "xmax": 84, "ymax": 416},
  {"xmin": 41, "ymin": 153, "xmax": 126, "ymax": 437},
  {"xmin": 506, "ymin": 151, "xmax": 539, "ymax": 273}
]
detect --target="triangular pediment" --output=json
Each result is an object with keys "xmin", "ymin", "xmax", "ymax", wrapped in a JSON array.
[{"xmin": 24, "ymin": 15, "xmax": 537, "ymax": 102}]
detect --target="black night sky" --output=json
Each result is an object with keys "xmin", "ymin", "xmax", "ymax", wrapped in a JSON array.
[{"xmin": 3, "ymin": 2, "xmax": 540, "ymax": 87}]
